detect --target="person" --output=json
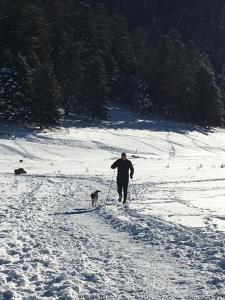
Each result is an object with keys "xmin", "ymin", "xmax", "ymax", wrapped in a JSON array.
[{"xmin": 111, "ymin": 153, "xmax": 134, "ymax": 204}]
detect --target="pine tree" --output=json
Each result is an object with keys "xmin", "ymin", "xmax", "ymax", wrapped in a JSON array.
[
  {"xmin": 132, "ymin": 27, "xmax": 148, "ymax": 74},
  {"xmin": 110, "ymin": 15, "xmax": 137, "ymax": 102},
  {"xmin": 72, "ymin": 3, "xmax": 109, "ymax": 118},
  {"xmin": 150, "ymin": 32, "xmax": 186, "ymax": 114},
  {"xmin": 111, "ymin": 15, "xmax": 135, "ymax": 76},
  {"xmin": 148, "ymin": 31, "xmax": 224, "ymax": 125},
  {"xmin": 30, "ymin": 56, "xmax": 62, "ymax": 130},
  {"xmin": 0, "ymin": 51, "xmax": 32, "ymax": 122},
  {"xmin": 84, "ymin": 54, "xmax": 109, "ymax": 120},
  {"xmin": 12, "ymin": 53, "xmax": 32, "ymax": 122},
  {"xmin": 194, "ymin": 61, "xmax": 224, "ymax": 126},
  {"xmin": 43, "ymin": 0, "xmax": 76, "ymax": 116},
  {"xmin": 95, "ymin": 3, "xmax": 112, "ymax": 57},
  {"xmin": 60, "ymin": 40, "xmax": 84, "ymax": 115}
]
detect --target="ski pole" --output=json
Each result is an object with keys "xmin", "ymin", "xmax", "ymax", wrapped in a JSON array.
[
  {"xmin": 131, "ymin": 178, "xmax": 138, "ymax": 202},
  {"xmin": 105, "ymin": 170, "xmax": 115, "ymax": 206}
]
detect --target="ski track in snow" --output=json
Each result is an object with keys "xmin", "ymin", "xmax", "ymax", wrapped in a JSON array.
[
  {"xmin": 1, "ymin": 106, "xmax": 225, "ymax": 299},
  {"xmin": 0, "ymin": 175, "xmax": 216, "ymax": 299}
]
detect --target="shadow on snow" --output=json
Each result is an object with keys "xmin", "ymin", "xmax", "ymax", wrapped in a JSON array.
[
  {"xmin": 63, "ymin": 105, "xmax": 213, "ymax": 135},
  {"xmin": 52, "ymin": 208, "xmax": 98, "ymax": 216},
  {"xmin": 0, "ymin": 104, "xmax": 215, "ymax": 141}
]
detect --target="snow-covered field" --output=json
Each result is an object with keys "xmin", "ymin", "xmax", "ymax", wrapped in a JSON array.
[{"xmin": 1, "ymin": 106, "xmax": 225, "ymax": 299}]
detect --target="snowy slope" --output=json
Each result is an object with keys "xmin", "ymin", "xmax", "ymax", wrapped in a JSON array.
[{"xmin": 1, "ymin": 105, "xmax": 225, "ymax": 299}]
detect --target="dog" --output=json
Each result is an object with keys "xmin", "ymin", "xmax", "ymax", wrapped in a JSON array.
[{"xmin": 91, "ymin": 190, "xmax": 101, "ymax": 207}]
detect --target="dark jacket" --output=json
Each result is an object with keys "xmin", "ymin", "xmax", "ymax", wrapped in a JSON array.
[{"xmin": 111, "ymin": 159, "xmax": 134, "ymax": 180}]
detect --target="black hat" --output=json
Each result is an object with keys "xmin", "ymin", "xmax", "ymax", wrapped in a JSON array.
[{"xmin": 121, "ymin": 152, "xmax": 126, "ymax": 157}]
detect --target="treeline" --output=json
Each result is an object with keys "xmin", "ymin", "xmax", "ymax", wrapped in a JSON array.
[
  {"xmin": 97, "ymin": 0, "xmax": 225, "ymax": 73},
  {"xmin": 0, "ymin": 0, "xmax": 224, "ymax": 128}
]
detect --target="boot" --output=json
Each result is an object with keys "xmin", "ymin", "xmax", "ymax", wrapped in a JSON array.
[{"xmin": 118, "ymin": 194, "xmax": 122, "ymax": 202}]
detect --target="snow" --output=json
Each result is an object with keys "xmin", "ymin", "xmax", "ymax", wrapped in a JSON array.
[{"xmin": 1, "ymin": 105, "xmax": 225, "ymax": 298}]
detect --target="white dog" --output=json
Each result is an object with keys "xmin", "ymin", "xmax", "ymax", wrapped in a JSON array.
[{"xmin": 91, "ymin": 190, "xmax": 101, "ymax": 207}]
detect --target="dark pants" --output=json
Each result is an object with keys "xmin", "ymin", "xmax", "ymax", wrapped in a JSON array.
[{"xmin": 117, "ymin": 177, "xmax": 129, "ymax": 201}]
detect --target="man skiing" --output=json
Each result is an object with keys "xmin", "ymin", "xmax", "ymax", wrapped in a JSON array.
[{"xmin": 111, "ymin": 153, "xmax": 134, "ymax": 204}]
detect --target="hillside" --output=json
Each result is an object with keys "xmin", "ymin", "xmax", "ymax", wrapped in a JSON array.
[{"xmin": 1, "ymin": 106, "xmax": 225, "ymax": 298}]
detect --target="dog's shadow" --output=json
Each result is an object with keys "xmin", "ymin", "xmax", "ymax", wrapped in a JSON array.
[{"xmin": 52, "ymin": 207, "xmax": 99, "ymax": 216}]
